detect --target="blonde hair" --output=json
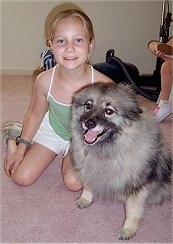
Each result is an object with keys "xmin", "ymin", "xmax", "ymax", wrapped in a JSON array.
[{"xmin": 48, "ymin": 9, "xmax": 95, "ymax": 43}]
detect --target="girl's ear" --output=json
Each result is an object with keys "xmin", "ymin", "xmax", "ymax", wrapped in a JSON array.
[
  {"xmin": 46, "ymin": 40, "xmax": 50, "ymax": 47},
  {"xmin": 48, "ymin": 40, "xmax": 53, "ymax": 49},
  {"xmin": 89, "ymin": 39, "xmax": 95, "ymax": 51},
  {"xmin": 89, "ymin": 38, "xmax": 95, "ymax": 56}
]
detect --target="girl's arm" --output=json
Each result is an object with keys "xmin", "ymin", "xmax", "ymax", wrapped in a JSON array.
[
  {"xmin": 16, "ymin": 73, "xmax": 50, "ymax": 154},
  {"xmin": 5, "ymin": 72, "xmax": 50, "ymax": 176}
]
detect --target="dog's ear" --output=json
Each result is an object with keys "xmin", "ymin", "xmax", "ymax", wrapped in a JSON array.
[
  {"xmin": 133, "ymin": 107, "xmax": 143, "ymax": 114},
  {"xmin": 125, "ymin": 105, "xmax": 143, "ymax": 121},
  {"xmin": 116, "ymin": 83, "xmax": 143, "ymax": 120}
]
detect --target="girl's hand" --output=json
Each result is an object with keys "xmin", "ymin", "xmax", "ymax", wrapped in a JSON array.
[{"xmin": 4, "ymin": 150, "xmax": 25, "ymax": 176}]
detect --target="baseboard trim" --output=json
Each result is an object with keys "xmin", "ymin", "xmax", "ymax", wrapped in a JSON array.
[{"xmin": 0, "ymin": 68, "xmax": 43, "ymax": 76}]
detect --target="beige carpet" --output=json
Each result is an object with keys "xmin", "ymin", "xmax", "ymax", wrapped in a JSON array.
[{"xmin": 1, "ymin": 75, "xmax": 172, "ymax": 243}]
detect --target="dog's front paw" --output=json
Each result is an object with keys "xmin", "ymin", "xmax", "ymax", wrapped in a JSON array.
[
  {"xmin": 76, "ymin": 188, "xmax": 94, "ymax": 209},
  {"xmin": 117, "ymin": 228, "xmax": 136, "ymax": 240},
  {"xmin": 76, "ymin": 197, "xmax": 93, "ymax": 209}
]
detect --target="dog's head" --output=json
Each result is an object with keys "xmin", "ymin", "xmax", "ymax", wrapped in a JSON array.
[{"xmin": 71, "ymin": 82, "xmax": 143, "ymax": 145}]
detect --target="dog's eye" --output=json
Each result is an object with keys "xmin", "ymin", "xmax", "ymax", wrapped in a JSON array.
[
  {"xmin": 84, "ymin": 100, "xmax": 93, "ymax": 111},
  {"xmin": 105, "ymin": 107, "xmax": 115, "ymax": 116}
]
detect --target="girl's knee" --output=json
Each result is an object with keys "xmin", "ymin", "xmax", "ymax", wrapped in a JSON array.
[
  {"xmin": 63, "ymin": 171, "xmax": 83, "ymax": 192},
  {"xmin": 62, "ymin": 153, "xmax": 82, "ymax": 191},
  {"xmin": 11, "ymin": 171, "xmax": 35, "ymax": 186}
]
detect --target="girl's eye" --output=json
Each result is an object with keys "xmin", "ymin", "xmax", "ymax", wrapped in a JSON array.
[
  {"xmin": 57, "ymin": 39, "xmax": 66, "ymax": 45},
  {"xmin": 84, "ymin": 100, "xmax": 93, "ymax": 111},
  {"xmin": 75, "ymin": 38, "xmax": 83, "ymax": 44},
  {"xmin": 105, "ymin": 107, "xmax": 115, "ymax": 116}
]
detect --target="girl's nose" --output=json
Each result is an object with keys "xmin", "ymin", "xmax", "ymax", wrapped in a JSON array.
[{"xmin": 66, "ymin": 41, "xmax": 75, "ymax": 51}]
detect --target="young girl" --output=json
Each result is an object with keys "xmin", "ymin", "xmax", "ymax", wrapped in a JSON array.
[{"xmin": 2, "ymin": 9, "xmax": 113, "ymax": 190}]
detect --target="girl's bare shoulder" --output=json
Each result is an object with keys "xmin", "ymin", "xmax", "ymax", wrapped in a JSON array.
[
  {"xmin": 36, "ymin": 68, "xmax": 52, "ymax": 83},
  {"xmin": 93, "ymin": 67, "xmax": 115, "ymax": 84},
  {"xmin": 34, "ymin": 68, "xmax": 53, "ymax": 93}
]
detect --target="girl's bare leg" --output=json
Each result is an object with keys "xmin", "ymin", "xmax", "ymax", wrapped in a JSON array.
[
  {"xmin": 5, "ymin": 139, "xmax": 82, "ymax": 189},
  {"xmin": 3, "ymin": 122, "xmax": 82, "ymax": 190},
  {"xmin": 62, "ymin": 152, "xmax": 83, "ymax": 192},
  {"xmin": 8, "ymin": 143, "xmax": 57, "ymax": 186}
]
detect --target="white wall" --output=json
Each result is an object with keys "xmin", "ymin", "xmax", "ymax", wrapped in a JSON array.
[{"xmin": 1, "ymin": 0, "xmax": 172, "ymax": 75}]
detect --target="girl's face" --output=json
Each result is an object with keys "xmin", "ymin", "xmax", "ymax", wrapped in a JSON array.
[{"xmin": 50, "ymin": 16, "xmax": 94, "ymax": 70}]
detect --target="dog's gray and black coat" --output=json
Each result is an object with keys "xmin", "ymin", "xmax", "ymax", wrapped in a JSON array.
[{"xmin": 70, "ymin": 82, "xmax": 172, "ymax": 240}]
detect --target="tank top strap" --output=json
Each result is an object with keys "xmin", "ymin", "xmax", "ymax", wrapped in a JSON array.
[
  {"xmin": 47, "ymin": 64, "xmax": 58, "ymax": 100},
  {"xmin": 90, "ymin": 65, "xmax": 94, "ymax": 84}
]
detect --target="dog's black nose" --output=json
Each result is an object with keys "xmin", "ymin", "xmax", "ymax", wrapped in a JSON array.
[{"xmin": 85, "ymin": 118, "xmax": 96, "ymax": 129}]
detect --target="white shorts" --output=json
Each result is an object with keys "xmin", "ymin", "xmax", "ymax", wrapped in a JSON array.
[{"xmin": 33, "ymin": 112, "xmax": 70, "ymax": 155}]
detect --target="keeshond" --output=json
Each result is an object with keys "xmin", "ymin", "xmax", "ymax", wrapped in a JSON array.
[{"xmin": 70, "ymin": 82, "xmax": 172, "ymax": 240}]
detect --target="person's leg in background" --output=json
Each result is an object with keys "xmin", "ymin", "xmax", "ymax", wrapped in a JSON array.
[{"xmin": 153, "ymin": 60, "xmax": 173, "ymax": 122}]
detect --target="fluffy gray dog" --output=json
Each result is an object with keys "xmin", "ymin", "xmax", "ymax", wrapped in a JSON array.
[{"xmin": 70, "ymin": 82, "xmax": 172, "ymax": 240}]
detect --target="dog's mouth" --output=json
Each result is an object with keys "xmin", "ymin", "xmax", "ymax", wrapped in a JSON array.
[{"xmin": 84, "ymin": 128, "xmax": 109, "ymax": 144}]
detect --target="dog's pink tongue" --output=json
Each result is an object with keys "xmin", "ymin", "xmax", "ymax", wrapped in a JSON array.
[{"xmin": 84, "ymin": 130, "xmax": 99, "ymax": 143}]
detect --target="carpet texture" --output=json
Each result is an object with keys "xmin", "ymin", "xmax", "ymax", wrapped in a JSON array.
[{"xmin": 1, "ymin": 75, "xmax": 172, "ymax": 243}]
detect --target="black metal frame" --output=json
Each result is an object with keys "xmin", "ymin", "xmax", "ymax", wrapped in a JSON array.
[{"xmin": 152, "ymin": 0, "xmax": 172, "ymax": 84}]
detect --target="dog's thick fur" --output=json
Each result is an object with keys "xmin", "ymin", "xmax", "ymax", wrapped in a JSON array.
[{"xmin": 70, "ymin": 82, "xmax": 172, "ymax": 240}]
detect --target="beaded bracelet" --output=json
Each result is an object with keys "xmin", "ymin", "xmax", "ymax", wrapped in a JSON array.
[{"xmin": 16, "ymin": 137, "xmax": 31, "ymax": 149}]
